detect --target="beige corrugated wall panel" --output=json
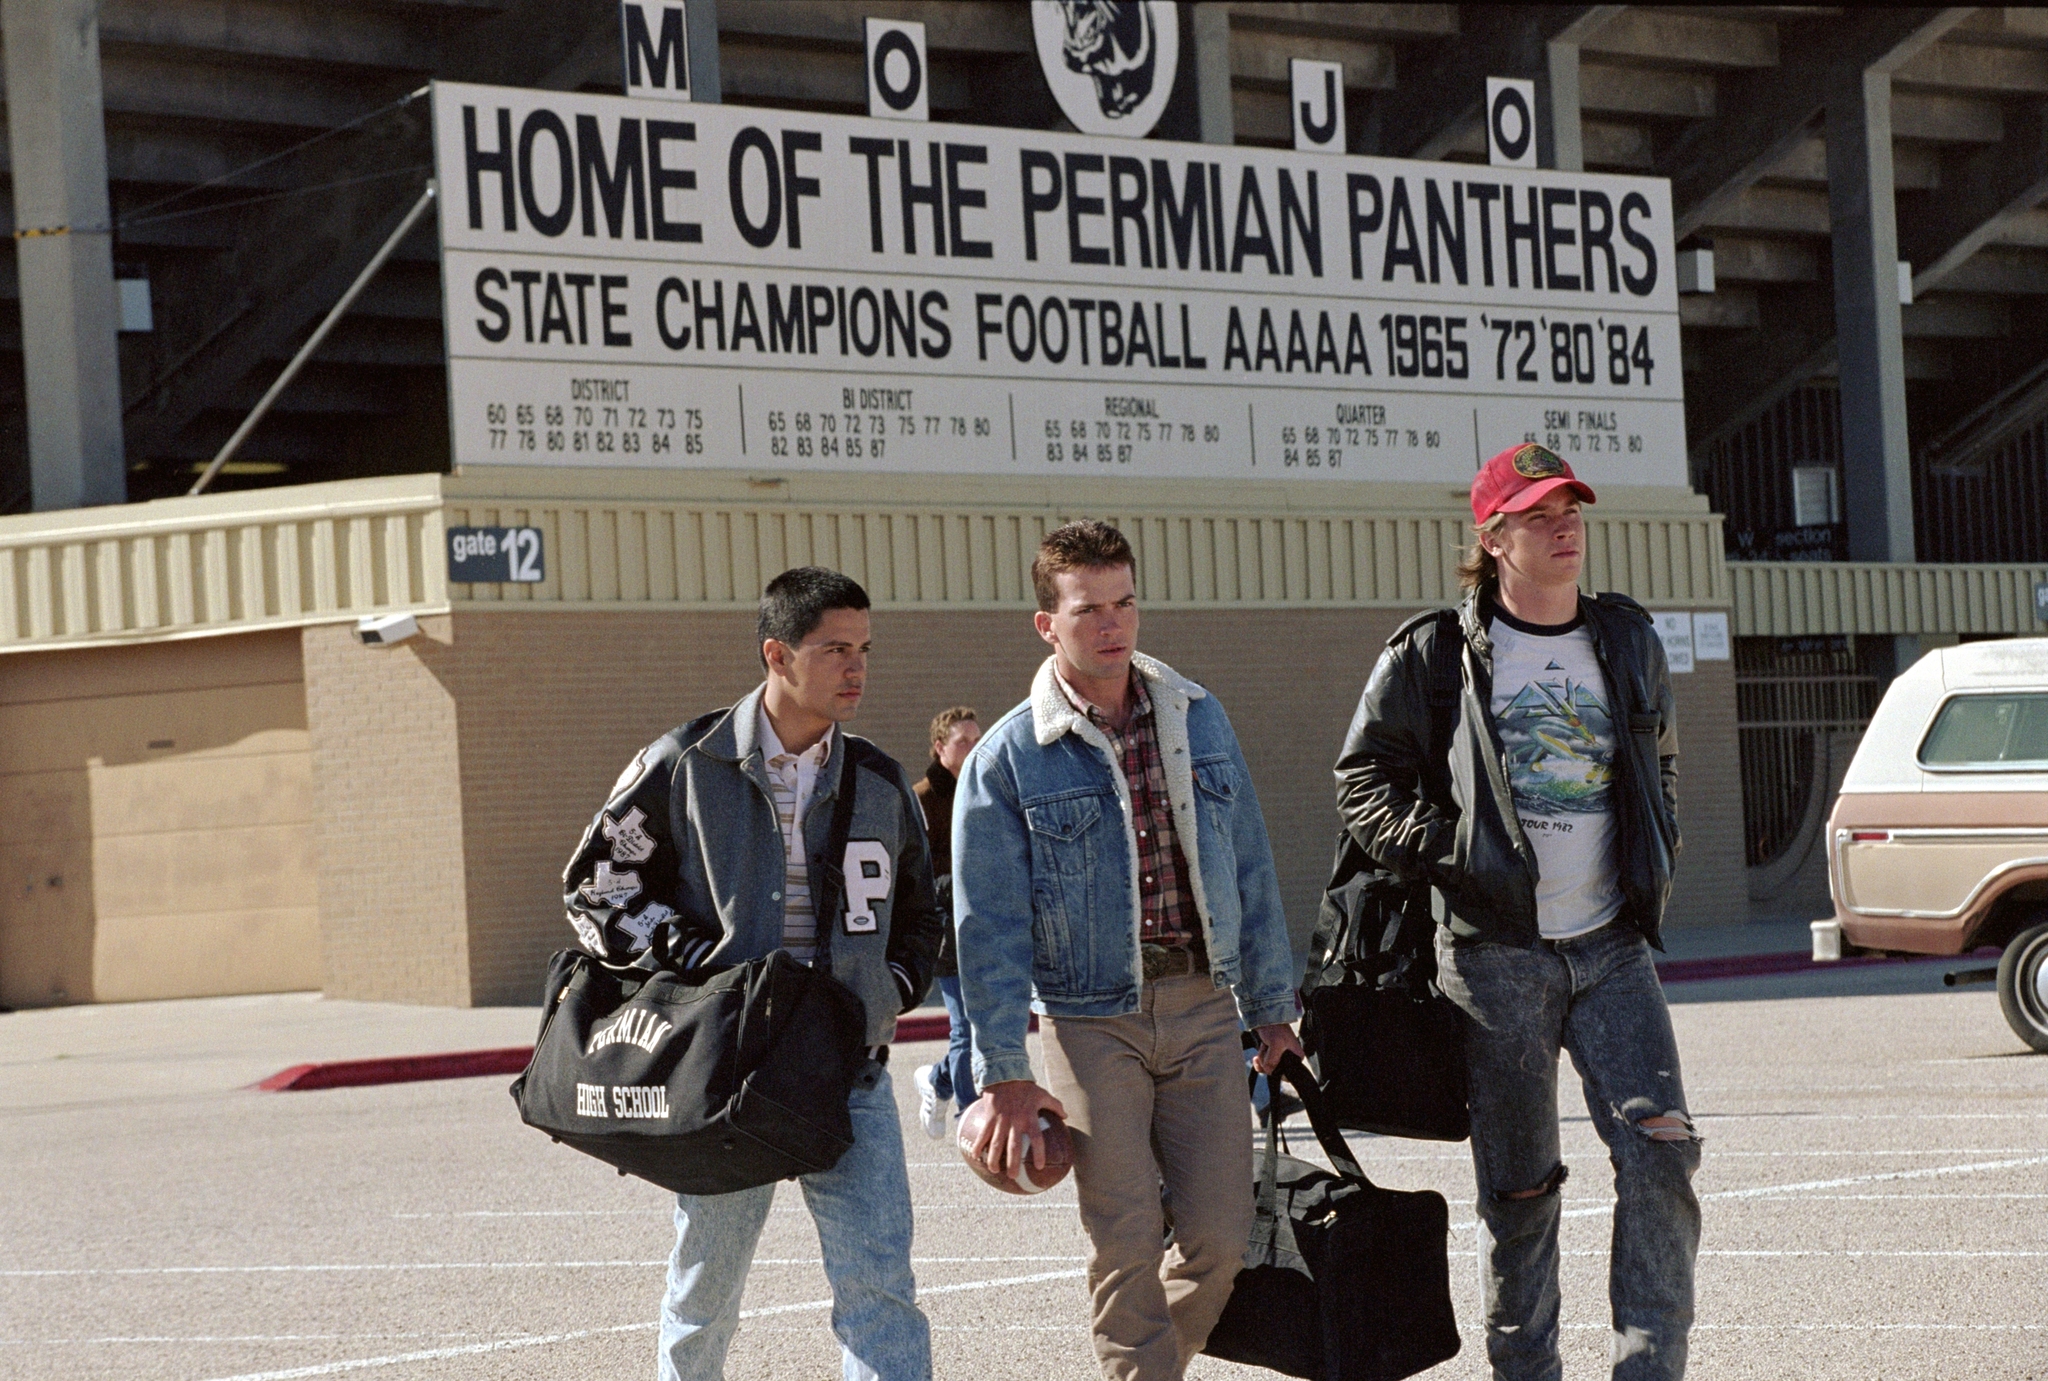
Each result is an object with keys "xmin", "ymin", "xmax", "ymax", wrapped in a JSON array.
[
  {"xmin": 1730, "ymin": 561, "xmax": 2048, "ymax": 637},
  {"xmin": 443, "ymin": 484, "xmax": 1728, "ymax": 611},
  {"xmin": 0, "ymin": 476, "xmax": 449, "ymax": 654}
]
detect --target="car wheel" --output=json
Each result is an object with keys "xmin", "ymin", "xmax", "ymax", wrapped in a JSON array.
[{"xmin": 1996, "ymin": 920, "xmax": 2048, "ymax": 1054}]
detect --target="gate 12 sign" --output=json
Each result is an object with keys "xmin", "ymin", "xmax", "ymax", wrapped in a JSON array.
[
  {"xmin": 429, "ymin": 81, "xmax": 1683, "ymax": 486},
  {"xmin": 448, "ymin": 526, "xmax": 545, "ymax": 584}
]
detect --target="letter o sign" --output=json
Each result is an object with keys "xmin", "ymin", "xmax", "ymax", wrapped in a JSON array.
[
  {"xmin": 866, "ymin": 18, "xmax": 929, "ymax": 122},
  {"xmin": 1487, "ymin": 76, "xmax": 1537, "ymax": 168}
]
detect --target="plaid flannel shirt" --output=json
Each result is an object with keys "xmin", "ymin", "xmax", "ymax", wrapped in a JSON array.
[{"xmin": 1055, "ymin": 667, "xmax": 1196, "ymax": 950}]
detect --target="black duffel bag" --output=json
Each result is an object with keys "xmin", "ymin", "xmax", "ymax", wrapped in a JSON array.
[
  {"xmin": 1299, "ymin": 837, "xmax": 1469, "ymax": 1142},
  {"xmin": 1204, "ymin": 1050, "xmax": 1460, "ymax": 1381},
  {"xmin": 511, "ymin": 939, "xmax": 869, "ymax": 1196}
]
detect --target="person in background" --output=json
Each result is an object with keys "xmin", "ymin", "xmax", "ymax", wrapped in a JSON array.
[{"xmin": 912, "ymin": 705, "xmax": 982, "ymax": 1139}]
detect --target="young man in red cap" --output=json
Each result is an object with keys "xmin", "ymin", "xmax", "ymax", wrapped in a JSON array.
[{"xmin": 1334, "ymin": 443, "xmax": 1701, "ymax": 1380}]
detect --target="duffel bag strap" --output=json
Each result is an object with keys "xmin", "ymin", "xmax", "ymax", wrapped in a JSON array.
[{"xmin": 1272, "ymin": 1050, "xmax": 1378, "ymax": 1189}]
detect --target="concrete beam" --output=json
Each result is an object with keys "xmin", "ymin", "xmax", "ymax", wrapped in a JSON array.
[
  {"xmin": 1678, "ymin": 287, "xmax": 1760, "ymax": 330},
  {"xmin": 3, "ymin": 0, "xmax": 126, "ymax": 509},
  {"xmin": 1224, "ymin": 4, "xmax": 1457, "ymax": 42},
  {"xmin": 1579, "ymin": 60, "xmax": 1715, "ymax": 120},
  {"xmin": 1375, "ymin": 6, "xmax": 1620, "ymax": 162},
  {"xmin": 1892, "ymin": 89, "xmax": 2003, "ymax": 142},
  {"xmin": 1828, "ymin": 68, "xmax": 1916, "ymax": 564},
  {"xmin": 1762, "ymin": 134, "xmax": 1941, "ymax": 190},
  {"xmin": 1690, "ymin": 75, "xmax": 2048, "ymax": 475},
  {"xmin": 1227, "ymin": 27, "xmax": 1394, "ymax": 90},
  {"xmin": 96, "ymin": 53, "xmax": 422, "ymax": 131},
  {"xmin": 1899, "ymin": 294, "xmax": 2011, "ymax": 338},
  {"xmin": 1934, "ymin": 248, "xmax": 2048, "ymax": 294},
  {"xmin": 1711, "ymin": 236, "xmax": 1822, "ymax": 284},
  {"xmin": 1581, "ymin": 118, "xmax": 1651, "ymax": 169},
  {"xmin": 1698, "ymin": 186, "xmax": 1832, "ymax": 238},
  {"xmin": 1580, "ymin": 8, "xmax": 1779, "ymax": 68},
  {"xmin": 1683, "ymin": 284, "xmax": 1839, "ymax": 450},
  {"xmin": 98, "ymin": 0, "xmax": 438, "ymax": 71},
  {"xmin": 1904, "ymin": 100, "xmax": 2048, "ymax": 292},
  {"xmin": 716, "ymin": 0, "xmax": 1027, "ymax": 54},
  {"xmin": 1665, "ymin": 8, "xmax": 1974, "ymax": 240},
  {"xmin": 122, "ymin": 0, "xmax": 619, "ymax": 467},
  {"xmin": 1896, "ymin": 37, "xmax": 2048, "ymax": 94}
]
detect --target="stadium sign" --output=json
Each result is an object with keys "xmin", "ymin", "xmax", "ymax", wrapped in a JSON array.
[{"xmin": 430, "ymin": 81, "xmax": 1684, "ymax": 484}]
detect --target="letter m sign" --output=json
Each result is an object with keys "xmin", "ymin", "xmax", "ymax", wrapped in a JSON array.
[{"xmin": 622, "ymin": 1, "xmax": 691, "ymax": 102}]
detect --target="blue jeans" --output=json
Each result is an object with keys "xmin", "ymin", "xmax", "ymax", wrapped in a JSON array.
[
  {"xmin": 659, "ymin": 1066, "xmax": 931, "ymax": 1381},
  {"xmin": 926, "ymin": 976, "xmax": 977, "ymax": 1112},
  {"xmin": 1436, "ymin": 924, "xmax": 1701, "ymax": 1381}
]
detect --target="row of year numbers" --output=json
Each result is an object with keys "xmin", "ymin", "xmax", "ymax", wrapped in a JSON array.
[{"xmin": 486, "ymin": 403, "xmax": 698, "ymax": 430}]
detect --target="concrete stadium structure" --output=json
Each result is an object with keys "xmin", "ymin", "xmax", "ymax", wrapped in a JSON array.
[{"xmin": 1, "ymin": 2, "xmax": 2045, "ymax": 1007}]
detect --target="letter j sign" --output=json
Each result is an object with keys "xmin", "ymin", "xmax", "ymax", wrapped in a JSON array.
[{"xmin": 448, "ymin": 526, "xmax": 545, "ymax": 583}]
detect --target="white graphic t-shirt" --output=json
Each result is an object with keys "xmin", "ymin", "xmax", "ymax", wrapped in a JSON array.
[{"xmin": 1488, "ymin": 610, "xmax": 1622, "ymax": 939}]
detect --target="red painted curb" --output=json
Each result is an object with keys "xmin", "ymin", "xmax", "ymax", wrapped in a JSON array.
[
  {"xmin": 273, "ymin": 951, "xmax": 1979, "ymax": 1091},
  {"xmin": 258, "ymin": 1046, "xmax": 533, "ymax": 1092},
  {"xmin": 255, "ymin": 1016, "xmax": 1038, "ymax": 1091},
  {"xmin": 894, "ymin": 1013, "xmax": 951, "ymax": 1042},
  {"xmin": 894, "ymin": 1013, "xmax": 1037, "ymax": 1042}
]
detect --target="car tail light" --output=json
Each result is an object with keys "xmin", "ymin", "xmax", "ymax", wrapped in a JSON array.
[{"xmin": 1849, "ymin": 830, "xmax": 1890, "ymax": 842}]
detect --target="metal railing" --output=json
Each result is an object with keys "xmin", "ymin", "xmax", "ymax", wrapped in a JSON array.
[{"xmin": 1735, "ymin": 636, "xmax": 1883, "ymax": 868}]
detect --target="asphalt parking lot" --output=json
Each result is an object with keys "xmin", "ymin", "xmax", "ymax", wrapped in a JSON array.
[{"xmin": 1, "ymin": 959, "xmax": 2043, "ymax": 1381}]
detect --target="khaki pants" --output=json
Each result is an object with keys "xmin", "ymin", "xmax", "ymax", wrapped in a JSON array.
[{"xmin": 1041, "ymin": 974, "xmax": 1254, "ymax": 1381}]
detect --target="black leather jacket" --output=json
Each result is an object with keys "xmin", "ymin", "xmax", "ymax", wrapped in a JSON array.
[{"xmin": 1334, "ymin": 587, "xmax": 1681, "ymax": 949}]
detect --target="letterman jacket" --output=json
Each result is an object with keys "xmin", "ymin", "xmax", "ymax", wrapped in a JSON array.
[{"xmin": 562, "ymin": 684, "xmax": 943, "ymax": 1048}]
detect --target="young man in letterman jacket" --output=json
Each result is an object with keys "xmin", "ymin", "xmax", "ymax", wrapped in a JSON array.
[
  {"xmin": 1336, "ymin": 445, "xmax": 1701, "ymax": 1381},
  {"xmin": 952, "ymin": 521, "xmax": 1302, "ymax": 1381},
  {"xmin": 562, "ymin": 566, "xmax": 942, "ymax": 1381}
]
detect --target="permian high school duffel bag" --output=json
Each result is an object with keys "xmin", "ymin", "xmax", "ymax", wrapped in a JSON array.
[{"xmin": 511, "ymin": 941, "xmax": 869, "ymax": 1196}]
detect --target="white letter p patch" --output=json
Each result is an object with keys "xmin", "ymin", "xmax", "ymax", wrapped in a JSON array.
[{"xmin": 842, "ymin": 840, "xmax": 892, "ymax": 934}]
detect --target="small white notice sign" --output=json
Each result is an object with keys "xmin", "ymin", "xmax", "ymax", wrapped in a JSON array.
[
  {"xmin": 1652, "ymin": 611, "xmax": 1695, "ymax": 674},
  {"xmin": 1692, "ymin": 611, "xmax": 1730, "ymax": 661}
]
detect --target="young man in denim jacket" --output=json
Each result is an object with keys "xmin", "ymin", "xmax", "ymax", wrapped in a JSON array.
[
  {"xmin": 952, "ymin": 521, "xmax": 1301, "ymax": 1381},
  {"xmin": 563, "ymin": 567, "xmax": 941, "ymax": 1381},
  {"xmin": 1336, "ymin": 445, "xmax": 1701, "ymax": 1381}
]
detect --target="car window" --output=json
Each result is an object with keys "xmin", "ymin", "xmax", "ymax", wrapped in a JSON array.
[{"xmin": 1919, "ymin": 693, "xmax": 2048, "ymax": 767}]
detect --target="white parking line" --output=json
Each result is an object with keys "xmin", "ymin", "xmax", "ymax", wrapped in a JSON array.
[
  {"xmin": 2, "ymin": 1333, "xmax": 493, "ymax": 1347},
  {"xmin": 1695, "ymin": 1250, "xmax": 2048, "ymax": 1258},
  {"xmin": 0, "ymin": 1255, "xmax": 1088, "ymax": 1280},
  {"xmin": 0, "ymin": 1261, "xmax": 668, "ymax": 1278},
  {"xmin": 192, "ymin": 1323, "xmax": 656, "ymax": 1381},
  {"xmin": 189, "ymin": 1268, "xmax": 1089, "ymax": 1381},
  {"xmin": 391, "ymin": 1209, "xmax": 656, "ymax": 1219},
  {"xmin": 1447, "ymin": 1153, "xmax": 2048, "ymax": 1231}
]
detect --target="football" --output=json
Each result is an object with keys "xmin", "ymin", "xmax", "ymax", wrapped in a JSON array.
[{"xmin": 956, "ymin": 1102, "xmax": 1074, "ymax": 1195}]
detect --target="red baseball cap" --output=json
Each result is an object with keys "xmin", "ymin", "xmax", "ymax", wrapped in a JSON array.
[{"xmin": 1470, "ymin": 443, "xmax": 1597, "ymax": 525}]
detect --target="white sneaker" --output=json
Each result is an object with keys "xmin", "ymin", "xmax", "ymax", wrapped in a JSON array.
[{"xmin": 912, "ymin": 1064, "xmax": 949, "ymax": 1140}]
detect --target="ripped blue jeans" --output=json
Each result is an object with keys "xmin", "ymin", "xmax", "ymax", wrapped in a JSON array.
[{"xmin": 1437, "ymin": 924, "xmax": 1701, "ymax": 1381}]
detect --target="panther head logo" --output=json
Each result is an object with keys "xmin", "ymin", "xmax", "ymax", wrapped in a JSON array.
[{"xmin": 1055, "ymin": 1, "xmax": 1158, "ymax": 118}]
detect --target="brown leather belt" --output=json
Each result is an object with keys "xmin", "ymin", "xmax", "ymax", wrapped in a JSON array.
[{"xmin": 1141, "ymin": 943, "xmax": 1208, "ymax": 982}]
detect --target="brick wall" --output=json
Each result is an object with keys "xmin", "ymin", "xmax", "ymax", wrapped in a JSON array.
[
  {"xmin": 416, "ymin": 602, "xmax": 1745, "ymax": 1006},
  {"xmin": 302, "ymin": 617, "xmax": 474, "ymax": 1005}
]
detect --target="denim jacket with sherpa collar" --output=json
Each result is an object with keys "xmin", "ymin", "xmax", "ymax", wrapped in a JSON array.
[{"xmin": 952, "ymin": 652, "xmax": 1297, "ymax": 1088}]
